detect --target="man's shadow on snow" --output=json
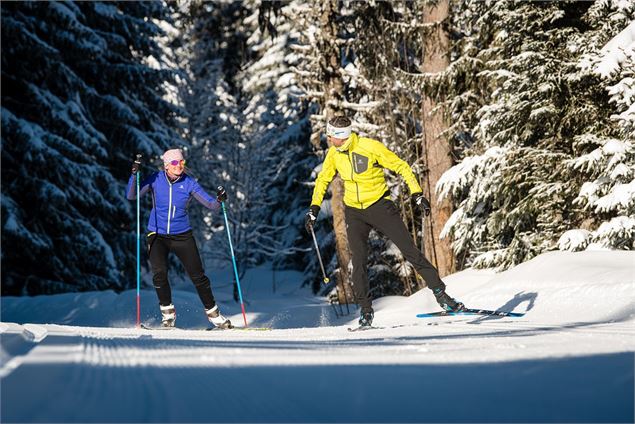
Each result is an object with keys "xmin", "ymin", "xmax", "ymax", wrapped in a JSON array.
[{"xmin": 468, "ymin": 291, "xmax": 537, "ymax": 324}]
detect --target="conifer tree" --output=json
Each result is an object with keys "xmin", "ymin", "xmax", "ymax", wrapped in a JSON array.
[
  {"xmin": 561, "ymin": 2, "xmax": 635, "ymax": 251},
  {"xmin": 433, "ymin": 0, "xmax": 634, "ymax": 269},
  {"xmin": 1, "ymin": 1, "xmax": 184, "ymax": 294},
  {"xmin": 177, "ymin": 0, "xmax": 314, "ymax": 298}
]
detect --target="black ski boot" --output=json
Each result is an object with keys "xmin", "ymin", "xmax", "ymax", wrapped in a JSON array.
[
  {"xmin": 432, "ymin": 287, "xmax": 465, "ymax": 312},
  {"xmin": 358, "ymin": 310, "xmax": 374, "ymax": 328}
]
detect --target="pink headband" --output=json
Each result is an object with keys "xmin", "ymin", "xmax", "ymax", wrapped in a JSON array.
[{"xmin": 161, "ymin": 149, "xmax": 184, "ymax": 165}]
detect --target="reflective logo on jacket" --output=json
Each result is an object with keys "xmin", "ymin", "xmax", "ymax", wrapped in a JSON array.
[{"xmin": 311, "ymin": 133, "xmax": 422, "ymax": 209}]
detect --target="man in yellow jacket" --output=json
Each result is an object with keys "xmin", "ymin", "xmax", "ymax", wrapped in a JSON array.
[{"xmin": 306, "ymin": 116, "xmax": 464, "ymax": 328}]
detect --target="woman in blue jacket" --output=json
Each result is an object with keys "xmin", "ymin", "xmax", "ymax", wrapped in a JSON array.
[{"xmin": 127, "ymin": 148, "xmax": 231, "ymax": 329}]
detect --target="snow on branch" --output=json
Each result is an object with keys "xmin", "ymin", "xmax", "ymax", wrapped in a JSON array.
[
  {"xmin": 592, "ymin": 21, "xmax": 635, "ymax": 78},
  {"xmin": 558, "ymin": 229, "xmax": 592, "ymax": 251},
  {"xmin": 290, "ymin": 66, "xmax": 317, "ymax": 78},
  {"xmin": 326, "ymin": 99, "xmax": 383, "ymax": 111},
  {"xmin": 289, "ymin": 44, "xmax": 313, "ymax": 52},
  {"xmin": 436, "ymin": 147, "xmax": 507, "ymax": 200},
  {"xmin": 379, "ymin": 17, "xmax": 442, "ymax": 31},
  {"xmin": 303, "ymin": 90, "xmax": 325, "ymax": 99},
  {"xmin": 353, "ymin": 121, "xmax": 383, "ymax": 133},
  {"xmin": 589, "ymin": 215, "xmax": 635, "ymax": 250}
]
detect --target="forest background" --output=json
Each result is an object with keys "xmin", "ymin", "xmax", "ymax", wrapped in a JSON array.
[{"xmin": 2, "ymin": 0, "xmax": 633, "ymax": 302}]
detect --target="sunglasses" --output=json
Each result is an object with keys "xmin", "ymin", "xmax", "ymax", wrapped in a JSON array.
[{"xmin": 168, "ymin": 159, "xmax": 185, "ymax": 166}]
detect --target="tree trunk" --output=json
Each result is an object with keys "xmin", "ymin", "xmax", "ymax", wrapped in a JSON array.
[
  {"xmin": 320, "ymin": 0, "xmax": 354, "ymax": 304},
  {"xmin": 330, "ymin": 175, "xmax": 354, "ymax": 304},
  {"xmin": 421, "ymin": 0, "xmax": 455, "ymax": 277}
]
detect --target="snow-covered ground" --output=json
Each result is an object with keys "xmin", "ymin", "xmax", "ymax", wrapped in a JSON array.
[{"xmin": 1, "ymin": 251, "xmax": 634, "ymax": 423}]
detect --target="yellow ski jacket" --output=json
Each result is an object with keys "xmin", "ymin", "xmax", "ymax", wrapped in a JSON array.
[{"xmin": 310, "ymin": 133, "xmax": 423, "ymax": 209}]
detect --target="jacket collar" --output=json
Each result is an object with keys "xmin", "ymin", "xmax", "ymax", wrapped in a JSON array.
[
  {"xmin": 335, "ymin": 132, "xmax": 358, "ymax": 153},
  {"xmin": 163, "ymin": 170, "xmax": 184, "ymax": 184}
]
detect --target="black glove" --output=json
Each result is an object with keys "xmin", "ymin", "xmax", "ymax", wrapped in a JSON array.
[
  {"xmin": 131, "ymin": 154, "xmax": 142, "ymax": 175},
  {"xmin": 216, "ymin": 186, "xmax": 227, "ymax": 203},
  {"xmin": 304, "ymin": 205, "xmax": 320, "ymax": 233},
  {"xmin": 413, "ymin": 193, "xmax": 431, "ymax": 216}
]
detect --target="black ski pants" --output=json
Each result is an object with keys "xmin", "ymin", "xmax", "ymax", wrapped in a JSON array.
[
  {"xmin": 147, "ymin": 230, "xmax": 216, "ymax": 310},
  {"xmin": 345, "ymin": 199, "xmax": 445, "ymax": 314}
]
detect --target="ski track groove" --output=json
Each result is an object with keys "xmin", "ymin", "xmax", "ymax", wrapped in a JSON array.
[
  {"xmin": 427, "ymin": 319, "xmax": 635, "ymax": 336},
  {"xmin": 2, "ymin": 318, "xmax": 633, "ymax": 421},
  {"xmin": 4, "ymin": 319, "xmax": 633, "ymax": 373}
]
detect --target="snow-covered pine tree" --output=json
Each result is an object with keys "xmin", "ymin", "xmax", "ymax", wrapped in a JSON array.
[
  {"xmin": 175, "ymin": 1, "xmax": 250, "ymax": 295},
  {"xmin": 236, "ymin": 1, "xmax": 315, "ymax": 270},
  {"xmin": 561, "ymin": 1, "xmax": 635, "ymax": 251},
  {"xmin": 1, "ymin": 2, "xmax": 184, "ymax": 294},
  {"xmin": 434, "ymin": 0, "xmax": 634, "ymax": 270},
  {"xmin": 177, "ymin": 0, "xmax": 314, "ymax": 298}
]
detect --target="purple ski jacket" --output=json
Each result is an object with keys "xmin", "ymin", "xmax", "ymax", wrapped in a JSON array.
[{"xmin": 126, "ymin": 171, "xmax": 220, "ymax": 235}]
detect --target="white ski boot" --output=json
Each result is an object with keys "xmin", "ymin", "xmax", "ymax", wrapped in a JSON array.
[
  {"xmin": 160, "ymin": 304, "xmax": 176, "ymax": 328},
  {"xmin": 206, "ymin": 305, "xmax": 232, "ymax": 329}
]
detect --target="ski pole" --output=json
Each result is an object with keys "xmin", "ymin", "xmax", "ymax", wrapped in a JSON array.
[
  {"xmin": 422, "ymin": 211, "xmax": 428, "ymax": 257},
  {"xmin": 219, "ymin": 188, "xmax": 248, "ymax": 327},
  {"xmin": 309, "ymin": 225, "xmax": 330, "ymax": 284},
  {"xmin": 135, "ymin": 154, "xmax": 142, "ymax": 328},
  {"xmin": 330, "ymin": 301, "xmax": 340, "ymax": 318},
  {"xmin": 311, "ymin": 226, "xmax": 343, "ymax": 315}
]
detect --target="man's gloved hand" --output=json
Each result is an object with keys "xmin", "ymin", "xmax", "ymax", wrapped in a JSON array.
[
  {"xmin": 413, "ymin": 193, "xmax": 431, "ymax": 216},
  {"xmin": 131, "ymin": 154, "xmax": 142, "ymax": 175},
  {"xmin": 304, "ymin": 205, "xmax": 320, "ymax": 233},
  {"xmin": 216, "ymin": 186, "xmax": 228, "ymax": 203}
]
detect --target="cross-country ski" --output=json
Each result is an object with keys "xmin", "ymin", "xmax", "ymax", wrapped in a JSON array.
[{"xmin": 416, "ymin": 308, "xmax": 525, "ymax": 318}]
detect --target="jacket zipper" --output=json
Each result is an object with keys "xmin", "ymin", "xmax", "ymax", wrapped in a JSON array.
[{"xmin": 167, "ymin": 181, "xmax": 173, "ymax": 234}]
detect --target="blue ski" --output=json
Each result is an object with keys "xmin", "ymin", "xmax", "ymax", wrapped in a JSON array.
[{"xmin": 417, "ymin": 308, "xmax": 525, "ymax": 318}]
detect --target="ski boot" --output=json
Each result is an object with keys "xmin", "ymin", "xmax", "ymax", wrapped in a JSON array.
[
  {"xmin": 206, "ymin": 305, "xmax": 232, "ymax": 329},
  {"xmin": 358, "ymin": 310, "xmax": 374, "ymax": 328},
  {"xmin": 432, "ymin": 287, "xmax": 465, "ymax": 312},
  {"xmin": 160, "ymin": 304, "xmax": 176, "ymax": 328}
]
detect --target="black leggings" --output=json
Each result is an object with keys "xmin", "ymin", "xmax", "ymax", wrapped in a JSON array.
[
  {"xmin": 148, "ymin": 230, "xmax": 216, "ymax": 309},
  {"xmin": 345, "ymin": 199, "xmax": 445, "ymax": 313}
]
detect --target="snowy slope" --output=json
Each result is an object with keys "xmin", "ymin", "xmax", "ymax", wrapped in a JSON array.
[{"xmin": 1, "ymin": 251, "xmax": 634, "ymax": 423}]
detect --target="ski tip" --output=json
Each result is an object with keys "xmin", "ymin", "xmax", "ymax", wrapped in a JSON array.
[
  {"xmin": 415, "ymin": 312, "xmax": 458, "ymax": 318},
  {"xmin": 416, "ymin": 313, "xmax": 444, "ymax": 318}
]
